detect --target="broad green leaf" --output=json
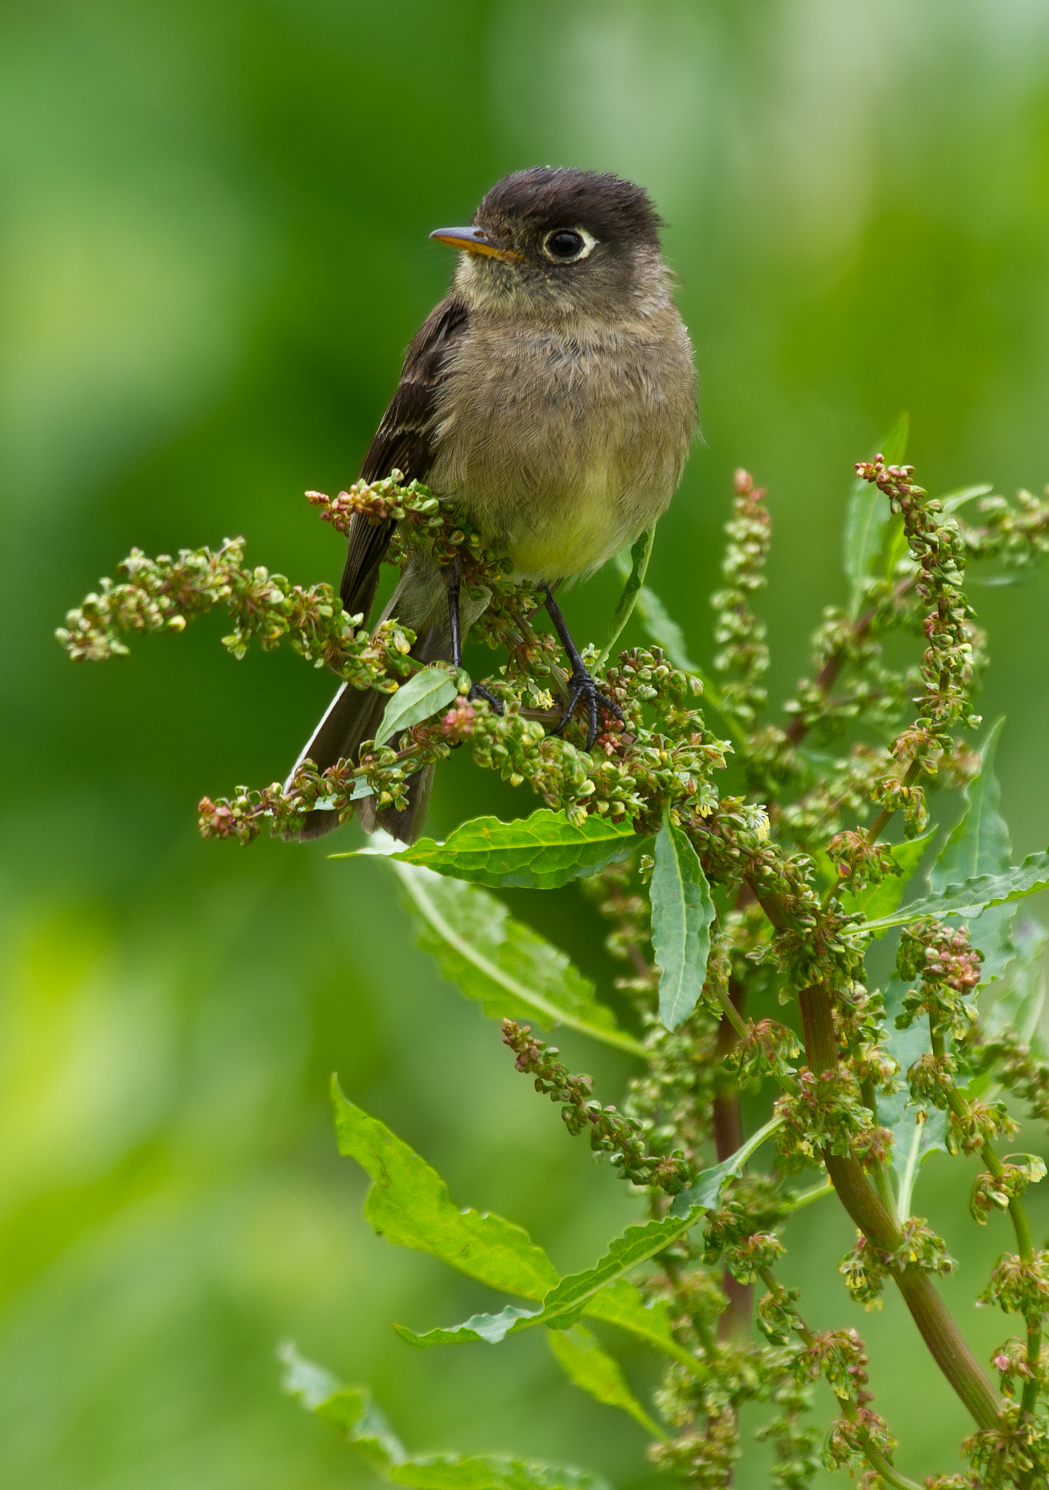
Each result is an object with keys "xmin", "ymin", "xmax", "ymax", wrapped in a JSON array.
[
  {"xmin": 548, "ymin": 1325, "xmax": 668, "ymax": 1439},
  {"xmin": 375, "ymin": 666, "xmax": 462, "ymax": 746},
  {"xmin": 389, "ymin": 861, "xmax": 642, "ymax": 1055},
  {"xmin": 348, "ymin": 809, "xmax": 638, "ymax": 890},
  {"xmin": 860, "ymin": 849, "xmax": 1049, "ymax": 933},
  {"xmin": 669, "ymin": 1115, "xmax": 784, "ymax": 1218},
  {"xmin": 930, "ymin": 721, "xmax": 1016, "ymax": 986},
  {"xmin": 844, "ymin": 413, "xmax": 909, "ymax": 615},
  {"xmin": 281, "ymin": 1344, "xmax": 608, "ymax": 1490},
  {"xmin": 651, "ymin": 811, "xmax": 716, "ymax": 1030},
  {"xmin": 597, "ymin": 527, "xmax": 654, "ymax": 670},
  {"xmin": 877, "ymin": 977, "xmax": 948, "ymax": 1220},
  {"xmin": 332, "ymin": 1081, "xmax": 558, "ymax": 1300},
  {"xmin": 582, "ymin": 1279, "xmax": 703, "ymax": 1374},
  {"xmin": 397, "ymin": 1203, "xmax": 707, "ymax": 1348},
  {"xmin": 840, "ymin": 829, "xmax": 936, "ymax": 934}
]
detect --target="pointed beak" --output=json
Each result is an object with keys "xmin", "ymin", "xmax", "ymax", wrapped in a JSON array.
[{"xmin": 429, "ymin": 225, "xmax": 522, "ymax": 262}]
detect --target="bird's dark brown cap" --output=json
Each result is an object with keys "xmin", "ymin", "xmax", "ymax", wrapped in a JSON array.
[{"xmin": 475, "ymin": 167, "xmax": 663, "ymax": 250}]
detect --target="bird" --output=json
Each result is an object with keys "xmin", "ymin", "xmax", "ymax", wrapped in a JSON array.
[{"xmin": 287, "ymin": 166, "xmax": 698, "ymax": 844}]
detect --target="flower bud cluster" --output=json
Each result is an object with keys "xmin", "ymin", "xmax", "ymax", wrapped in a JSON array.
[
  {"xmin": 980, "ymin": 1250, "xmax": 1049, "ymax": 1318},
  {"xmin": 701, "ymin": 1173, "xmax": 789, "ymax": 1271},
  {"xmin": 957, "ymin": 485, "xmax": 1049, "ymax": 570},
  {"xmin": 971, "ymin": 1156, "xmax": 1046, "ymax": 1224},
  {"xmin": 710, "ymin": 469, "xmax": 770, "ymax": 726},
  {"xmin": 971, "ymin": 1027, "xmax": 1049, "ymax": 1123},
  {"xmin": 724, "ymin": 1019, "xmax": 800, "ymax": 1085},
  {"xmin": 895, "ymin": 918, "xmax": 983, "ymax": 1040},
  {"xmin": 774, "ymin": 1069, "xmax": 875, "ymax": 1163},
  {"xmin": 963, "ymin": 1405, "xmax": 1049, "ymax": 1486},
  {"xmin": 839, "ymin": 1219, "xmax": 955, "ymax": 1307},
  {"xmin": 501, "ymin": 1020, "xmax": 691, "ymax": 1192}
]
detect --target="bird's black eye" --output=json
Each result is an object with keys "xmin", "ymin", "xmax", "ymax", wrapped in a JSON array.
[{"xmin": 543, "ymin": 229, "xmax": 589, "ymax": 262}]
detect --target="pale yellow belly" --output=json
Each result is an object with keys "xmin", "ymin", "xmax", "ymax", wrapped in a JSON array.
[{"xmin": 500, "ymin": 466, "xmax": 637, "ymax": 582}]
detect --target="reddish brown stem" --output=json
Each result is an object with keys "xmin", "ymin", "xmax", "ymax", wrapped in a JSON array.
[{"xmin": 796, "ymin": 984, "xmax": 1000, "ymax": 1429}]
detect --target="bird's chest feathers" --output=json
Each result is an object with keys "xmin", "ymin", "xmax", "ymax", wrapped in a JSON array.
[{"xmin": 429, "ymin": 318, "xmax": 693, "ymax": 581}]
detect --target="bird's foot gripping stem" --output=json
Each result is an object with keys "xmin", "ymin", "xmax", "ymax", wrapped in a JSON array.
[
  {"xmin": 467, "ymin": 680, "xmax": 504, "ymax": 714},
  {"xmin": 542, "ymin": 585, "xmax": 623, "ymax": 751},
  {"xmin": 554, "ymin": 668, "xmax": 622, "ymax": 750}
]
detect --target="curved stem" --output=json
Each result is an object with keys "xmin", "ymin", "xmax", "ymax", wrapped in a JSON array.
[{"xmin": 795, "ymin": 984, "xmax": 1001, "ymax": 1428}]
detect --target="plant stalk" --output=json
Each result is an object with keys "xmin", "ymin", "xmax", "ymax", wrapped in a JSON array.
[{"xmin": 797, "ymin": 984, "xmax": 1001, "ymax": 1429}]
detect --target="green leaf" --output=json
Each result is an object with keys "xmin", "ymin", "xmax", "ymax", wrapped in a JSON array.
[
  {"xmin": 840, "ymin": 829, "xmax": 936, "ymax": 935},
  {"xmin": 877, "ymin": 976, "xmax": 948, "ymax": 1220},
  {"xmin": 395, "ymin": 1305, "xmax": 541, "ymax": 1347},
  {"xmin": 347, "ymin": 809, "xmax": 639, "ymax": 890},
  {"xmin": 281, "ymin": 1344, "xmax": 609, "ymax": 1490},
  {"xmin": 331, "ymin": 1081, "xmax": 559, "ymax": 1300},
  {"xmin": 395, "ymin": 1458, "xmax": 609, "ymax": 1490},
  {"xmin": 280, "ymin": 1343, "xmax": 406, "ymax": 1470},
  {"xmin": 581, "ymin": 1279, "xmax": 703, "ymax": 1374},
  {"xmin": 669, "ymin": 1115, "xmax": 784, "ymax": 1217},
  {"xmin": 597, "ymin": 527, "xmax": 654, "ymax": 671},
  {"xmin": 548, "ymin": 1324, "xmax": 668, "ymax": 1440},
  {"xmin": 930, "ymin": 720, "xmax": 1016, "ymax": 986},
  {"xmin": 651, "ymin": 811, "xmax": 716, "ymax": 1030},
  {"xmin": 375, "ymin": 666, "xmax": 462, "ymax": 746},
  {"xmin": 396, "ymin": 1203, "xmax": 706, "ymax": 1348},
  {"xmin": 388, "ymin": 861, "xmax": 642, "ymax": 1055},
  {"xmin": 859, "ymin": 849, "xmax": 1049, "ymax": 933},
  {"xmin": 844, "ymin": 413, "xmax": 909, "ymax": 615}
]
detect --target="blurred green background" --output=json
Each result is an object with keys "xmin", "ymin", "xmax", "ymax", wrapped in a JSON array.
[{"xmin": 4, "ymin": 2, "xmax": 1049, "ymax": 1486}]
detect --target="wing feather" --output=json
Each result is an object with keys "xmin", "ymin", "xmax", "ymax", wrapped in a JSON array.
[{"xmin": 340, "ymin": 294, "xmax": 469, "ymax": 617}]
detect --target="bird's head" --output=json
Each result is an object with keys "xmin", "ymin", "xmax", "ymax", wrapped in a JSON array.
[{"xmin": 430, "ymin": 167, "xmax": 669, "ymax": 321}]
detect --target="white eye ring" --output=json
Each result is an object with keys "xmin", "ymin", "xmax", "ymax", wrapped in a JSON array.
[{"xmin": 541, "ymin": 227, "xmax": 597, "ymax": 263}]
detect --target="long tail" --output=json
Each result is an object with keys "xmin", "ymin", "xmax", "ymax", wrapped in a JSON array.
[{"xmin": 283, "ymin": 557, "xmax": 487, "ymax": 844}]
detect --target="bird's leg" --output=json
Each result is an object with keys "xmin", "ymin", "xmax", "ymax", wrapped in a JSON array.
[
  {"xmin": 542, "ymin": 585, "xmax": 623, "ymax": 750},
  {"xmin": 447, "ymin": 559, "xmax": 503, "ymax": 714}
]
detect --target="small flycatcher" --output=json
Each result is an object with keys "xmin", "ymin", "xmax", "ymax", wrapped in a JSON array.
[{"xmin": 290, "ymin": 167, "xmax": 698, "ymax": 842}]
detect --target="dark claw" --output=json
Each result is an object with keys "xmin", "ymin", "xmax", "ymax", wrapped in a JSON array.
[
  {"xmin": 468, "ymin": 681, "xmax": 504, "ymax": 715},
  {"xmin": 553, "ymin": 668, "xmax": 623, "ymax": 750}
]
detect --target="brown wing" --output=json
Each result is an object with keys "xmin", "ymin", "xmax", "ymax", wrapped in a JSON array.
[{"xmin": 340, "ymin": 294, "xmax": 469, "ymax": 618}]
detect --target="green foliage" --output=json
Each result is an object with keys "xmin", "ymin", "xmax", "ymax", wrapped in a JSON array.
[
  {"xmin": 352, "ymin": 809, "xmax": 639, "ymax": 890},
  {"xmin": 332, "ymin": 1081, "xmax": 558, "ymax": 1300},
  {"xmin": 66, "ymin": 421, "xmax": 1049, "ymax": 1485},
  {"xmin": 929, "ymin": 719, "xmax": 1016, "ymax": 985},
  {"xmin": 598, "ymin": 528, "xmax": 654, "ymax": 671},
  {"xmin": 650, "ymin": 811, "xmax": 716, "ymax": 1030},
  {"xmin": 861, "ymin": 849, "xmax": 1049, "ymax": 932},
  {"xmin": 281, "ymin": 1344, "xmax": 609, "ymax": 1490},
  {"xmin": 388, "ymin": 860, "xmax": 640, "ymax": 1052},
  {"xmin": 396, "ymin": 1202, "xmax": 708, "ymax": 1349},
  {"xmin": 548, "ymin": 1325, "xmax": 668, "ymax": 1440},
  {"xmin": 669, "ymin": 1116, "xmax": 784, "ymax": 1217},
  {"xmin": 375, "ymin": 666, "xmax": 465, "ymax": 746},
  {"xmin": 839, "ymin": 827, "xmax": 936, "ymax": 931}
]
